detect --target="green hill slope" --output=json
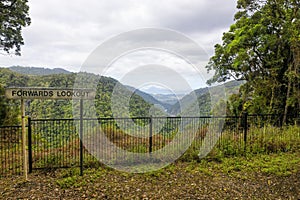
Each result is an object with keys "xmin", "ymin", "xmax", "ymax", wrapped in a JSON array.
[{"xmin": 0, "ymin": 67, "xmax": 155, "ymax": 124}]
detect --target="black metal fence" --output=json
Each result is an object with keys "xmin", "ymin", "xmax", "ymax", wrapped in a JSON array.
[
  {"xmin": 0, "ymin": 126, "xmax": 23, "ymax": 176},
  {"xmin": 1, "ymin": 114, "xmax": 299, "ymax": 177}
]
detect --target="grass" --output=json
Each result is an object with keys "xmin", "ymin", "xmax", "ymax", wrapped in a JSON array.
[
  {"xmin": 0, "ymin": 151, "xmax": 299, "ymax": 199},
  {"xmin": 200, "ymin": 152, "xmax": 300, "ymax": 177},
  {"xmin": 54, "ymin": 151, "xmax": 300, "ymax": 189},
  {"xmin": 177, "ymin": 124, "xmax": 300, "ymax": 164}
]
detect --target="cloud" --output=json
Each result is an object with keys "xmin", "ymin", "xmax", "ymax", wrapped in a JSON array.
[
  {"xmin": 0, "ymin": 0, "xmax": 237, "ymax": 89},
  {"xmin": 103, "ymin": 49, "xmax": 210, "ymax": 90},
  {"xmin": 145, "ymin": 0, "xmax": 236, "ymax": 33}
]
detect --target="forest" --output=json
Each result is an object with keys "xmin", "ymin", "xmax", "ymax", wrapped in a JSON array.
[
  {"xmin": 0, "ymin": 66, "xmax": 245, "ymax": 125},
  {"xmin": 0, "ymin": 67, "xmax": 153, "ymax": 125},
  {"xmin": 1, "ymin": 61, "xmax": 298, "ymax": 126}
]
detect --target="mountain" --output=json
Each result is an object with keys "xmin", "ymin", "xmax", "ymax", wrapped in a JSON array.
[
  {"xmin": 0, "ymin": 66, "xmax": 245, "ymax": 123},
  {"xmin": 169, "ymin": 81, "xmax": 245, "ymax": 116},
  {"xmin": 168, "ymin": 87, "xmax": 209, "ymax": 116},
  {"xmin": 126, "ymin": 86, "xmax": 173, "ymax": 112},
  {"xmin": 0, "ymin": 67, "xmax": 156, "ymax": 122},
  {"xmin": 139, "ymin": 85, "xmax": 173, "ymax": 94},
  {"xmin": 150, "ymin": 93, "xmax": 184, "ymax": 106},
  {"xmin": 127, "ymin": 80, "xmax": 244, "ymax": 116},
  {"xmin": 9, "ymin": 66, "xmax": 72, "ymax": 76}
]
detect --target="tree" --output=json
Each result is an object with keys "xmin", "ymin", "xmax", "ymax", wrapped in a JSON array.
[
  {"xmin": 206, "ymin": 0, "xmax": 300, "ymax": 121},
  {"xmin": 0, "ymin": 0, "xmax": 31, "ymax": 55},
  {"xmin": 0, "ymin": 84, "xmax": 19, "ymax": 125},
  {"xmin": 0, "ymin": 85, "xmax": 7, "ymax": 125}
]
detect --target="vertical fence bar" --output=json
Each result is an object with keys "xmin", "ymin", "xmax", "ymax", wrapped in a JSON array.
[
  {"xmin": 28, "ymin": 117, "xmax": 32, "ymax": 173},
  {"xmin": 243, "ymin": 112, "xmax": 248, "ymax": 154},
  {"xmin": 149, "ymin": 116, "xmax": 153, "ymax": 154},
  {"xmin": 80, "ymin": 99, "xmax": 84, "ymax": 176}
]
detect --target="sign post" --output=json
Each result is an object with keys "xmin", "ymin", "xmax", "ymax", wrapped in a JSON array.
[
  {"xmin": 5, "ymin": 87, "xmax": 95, "ymax": 179},
  {"xmin": 21, "ymin": 99, "xmax": 28, "ymax": 180}
]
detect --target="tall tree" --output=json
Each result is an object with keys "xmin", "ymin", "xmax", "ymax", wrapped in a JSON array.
[
  {"xmin": 0, "ymin": 0, "xmax": 31, "ymax": 55},
  {"xmin": 207, "ymin": 0, "xmax": 300, "ymax": 120}
]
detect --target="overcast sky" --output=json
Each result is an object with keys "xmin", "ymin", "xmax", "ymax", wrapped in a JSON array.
[{"xmin": 0, "ymin": 0, "xmax": 237, "ymax": 92}]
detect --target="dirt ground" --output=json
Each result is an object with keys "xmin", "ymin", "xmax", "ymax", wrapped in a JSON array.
[{"xmin": 0, "ymin": 163, "xmax": 299, "ymax": 200}]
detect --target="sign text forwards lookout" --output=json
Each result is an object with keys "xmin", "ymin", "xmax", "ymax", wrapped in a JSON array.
[
  {"xmin": 5, "ymin": 88, "xmax": 96, "ymax": 100},
  {"xmin": 4, "ymin": 87, "xmax": 94, "ymax": 179}
]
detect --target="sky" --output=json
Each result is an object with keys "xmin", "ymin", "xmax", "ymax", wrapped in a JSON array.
[{"xmin": 0, "ymin": 0, "xmax": 237, "ymax": 93}]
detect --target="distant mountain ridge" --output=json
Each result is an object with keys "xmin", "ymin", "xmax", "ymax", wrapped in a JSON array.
[
  {"xmin": 126, "ymin": 85, "xmax": 174, "ymax": 112},
  {"xmin": 169, "ymin": 81, "xmax": 245, "ymax": 115},
  {"xmin": 9, "ymin": 66, "xmax": 72, "ymax": 76},
  {"xmin": 151, "ymin": 93, "xmax": 184, "ymax": 106}
]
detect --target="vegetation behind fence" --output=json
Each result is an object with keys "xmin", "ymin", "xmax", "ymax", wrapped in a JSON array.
[
  {"xmin": 0, "ymin": 114, "xmax": 299, "ymax": 177},
  {"xmin": 0, "ymin": 126, "xmax": 23, "ymax": 176}
]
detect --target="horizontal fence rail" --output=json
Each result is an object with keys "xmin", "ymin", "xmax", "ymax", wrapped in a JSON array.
[{"xmin": 0, "ymin": 114, "xmax": 299, "ymax": 177}]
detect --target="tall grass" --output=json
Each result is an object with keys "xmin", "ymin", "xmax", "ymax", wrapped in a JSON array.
[
  {"xmin": 2, "ymin": 119, "xmax": 299, "ymax": 175},
  {"xmin": 180, "ymin": 124, "xmax": 300, "ymax": 162}
]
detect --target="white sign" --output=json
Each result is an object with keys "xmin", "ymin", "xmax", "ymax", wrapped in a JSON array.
[{"xmin": 5, "ymin": 88, "xmax": 96, "ymax": 100}]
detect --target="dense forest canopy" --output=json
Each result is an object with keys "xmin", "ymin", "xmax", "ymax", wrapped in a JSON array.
[{"xmin": 207, "ymin": 0, "xmax": 300, "ymax": 121}]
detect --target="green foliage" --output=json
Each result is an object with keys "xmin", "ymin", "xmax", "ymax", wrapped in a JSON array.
[
  {"xmin": 56, "ymin": 175, "xmax": 81, "ymax": 189},
  {"xmin": 0, "ymin": 68, "xmax": 29, "ymax": 87},
  {"xmin": 0, "ymin": 0, "xmax": 31, "ymax": 55},
  {"xmin": 53, "ymin": 151, "xmax": 300, "ymax": 190},
  {"xmin": 0, "ymin": 68, "xmax": 155, "ymax": 121},
  {"xmin": 179, "ymin": 123, "xmax": 300, "ymax": 163},
  {"xmin": 203, "ymin": 152, "xmax": 300, "ymax": 177},
  {"xmin": 0, "ymin": 85, "xmax": 6, "ymax": 125},
  {"xmin": 207, "ymin": 0, "xmax": 300, "ymax": 117},
  {"xmin": 0, "ymin": 67, "xmax": 247, "ymax": 122},
  {"xmin": 0, "ymin": 83, "xmax": 19, "ymax": 125}
]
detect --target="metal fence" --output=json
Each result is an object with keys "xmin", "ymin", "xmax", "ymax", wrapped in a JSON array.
[
  {"xmin": 0, "ymin": 126, "xmax": 23, "ymax": 176},
  {"xmin": 0, "ymin": 114, "xmax": 299, "ymax": 177}
]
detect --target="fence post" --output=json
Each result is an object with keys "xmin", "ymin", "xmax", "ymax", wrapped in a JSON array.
[
  {"xmin": 21, "ymin": 99, "xmax": 28, "ymax": 180},
  {"xmin": 149, "ymin": 116, "xmax": 153, "ymax": 154},
  {"xmin": 243, "ymin": 112, "xmax": 248, "ymax": 154},
  {"xmin": 80, "ymin": 99, "xmax": 84, "ymax": 176},
  {"xmin": 28, "ymin": 117, "xmax": 33, "ymax": 173}
]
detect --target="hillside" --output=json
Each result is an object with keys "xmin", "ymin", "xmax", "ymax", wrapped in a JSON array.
[
  {"xmin": 169, "ymin": 81, "xmax": 244, "ymax": 116},
  {"xmin": 0, "ymin": 67, "xmax": 155, "ymax": 124},
  {"xmin": 9, "ymin": 66, "xmax": 72, "ymax": 76},
  {"xmin": 0, "ymin": 66, "xmax": 245, "ymax": 124},
  {"xmin": 151, "ymin": 93, "xmax": 183, "ymax": 106},
  {"xmin": 126, "ymin": 86, "xmax": 174, "ymax": 113}
]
